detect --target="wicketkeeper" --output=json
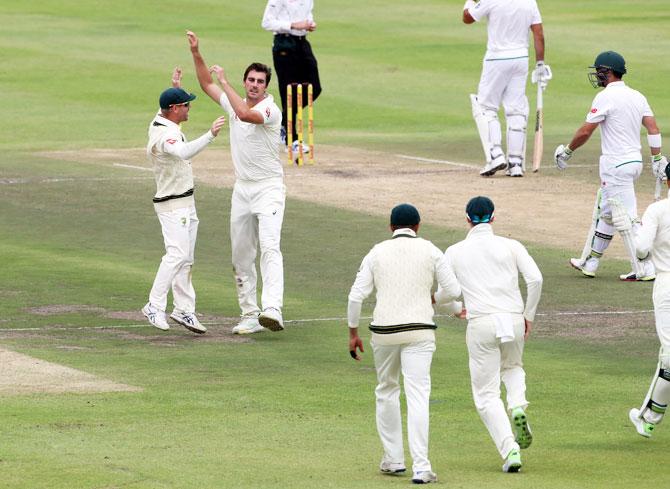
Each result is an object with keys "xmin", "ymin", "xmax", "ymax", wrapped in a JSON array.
[
  {"xmin": 434, "ymin": 196, "xmax": 543, "ymax": 473},
  {"xmin": 556, "ymin": 51, "xmax": 666, "ymax": 281},
  {"xmin": 611, "ymin": 163, "xmax": 670, "ymax": 438}
]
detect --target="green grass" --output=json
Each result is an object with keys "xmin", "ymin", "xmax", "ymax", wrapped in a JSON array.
[{"xmin": 1, "ymin": 1, "xmax": 669, "ymax": 487}]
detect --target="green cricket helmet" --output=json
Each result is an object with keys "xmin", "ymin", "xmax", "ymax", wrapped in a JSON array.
[{"xmin": 588, "ymin": 51, "xmax": 626, "ymax": 88}]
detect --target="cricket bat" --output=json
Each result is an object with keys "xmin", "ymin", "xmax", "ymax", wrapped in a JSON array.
[{"xmin": 532, "ymin": 82, "xmax": 543, "ymax": 172}]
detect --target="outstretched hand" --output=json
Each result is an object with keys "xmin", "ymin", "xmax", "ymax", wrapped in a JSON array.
[
  {"xmin": 209, "ymin": 65, "xmax": 228, "ymax": 85},
  {"xmin": 171, "ymin": 67, "xmax": 182, "ymax": 88},
  {"xmin": 186, "ymin": 30, "xmax": 199, "ymax": 51},
  {"xmin": 210, "ymin": 116, "xmax": 226, "ymax": 137}
]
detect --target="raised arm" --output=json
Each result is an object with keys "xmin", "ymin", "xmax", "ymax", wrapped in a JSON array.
[
  {"xmin": 210, "ymin": 65, "xmax": 265, "ymax": 124},
  {"xmin": 186, "ymin": 31, "xmax": 224, "ymax": 103}
]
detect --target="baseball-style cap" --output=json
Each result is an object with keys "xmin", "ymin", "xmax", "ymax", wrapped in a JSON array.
[
  {"xmin": 466, "ymin": 196, "xmax": 495, "ymax": 224},
  {"xmin": 159, "ymin": 87, "xmax": 197, "ymax": 109},
  {"xmin": 390, "ymin": 203, "xmax": 421, "ymax": 227}
]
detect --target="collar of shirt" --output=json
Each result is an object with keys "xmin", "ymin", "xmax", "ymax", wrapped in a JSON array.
[
  {"xmin": 606, "ymin": 80, "xmax": 626, "ymax": 89},
  {"xmin": 466, "ymin": 223, "xmax": 494, "ymax": 239},
  {"xmin": 153, "ymin": 114, "xmax": 180, "ymax": 130},
  {"xmin": 392, "ymin": 228, "xmax": 417, "ymax": 238}
]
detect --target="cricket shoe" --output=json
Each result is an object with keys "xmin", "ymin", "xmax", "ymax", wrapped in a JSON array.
[
  {"xmin": 170, "ymin": 311, "xmax": 207, "ymax": 334},
  {"xmin": 569, "ymin": 256, "xmax": 598, "ymax": 278},
  {"xmin": 258, "ymin": 307, "xmax": 284, "ymax": 332},
  {"xmin": 620, "ymin": 260, "xmax": 656, "ymax": 282},
  {"xmin": 142, "ymin": 302, "xmax": 169, "ymax": 331},
  {"xmin": 629, "ymin": 408, "xmax": 655, "ymax": 438},
  {"xmin": 291, "ymin": 141, "xmax": 310, "ymax": 163},
  {"xmin": 511, "ymin": 407, "xmax": 533, "ymax": 449},
  {"xmin": 480, "ymin": 154, "xmax": 507, "ymax": 177},
  {"xmin": 232, "ymin": 314, "xmax": 264, "ymax": 335},
  {"xmin": 411, "ymin": 471, "xmax": 437, "ymax": 484},
  {"xmin": 507, "ymin": 162, "xmax": 524, "ymax": 177},
  {"xmin": 380, "ymin": 460, "xmax": 406, "ymax": 474},
  {"xmin": 502, "ymin": 449, "xmax": 522, "ymax": 473}
]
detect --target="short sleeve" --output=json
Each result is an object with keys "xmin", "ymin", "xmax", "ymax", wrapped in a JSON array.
[
  {"xmin": 531, "ymin": 1, "xmax": 542, "ymax": 24},
  {"xmin": 585, "ymin": 93, "xmax": 607, "ymax": 123},
  {"xmin": 219, "ymin": 93, "xmax": 234, "ymax": 116},
  {"xmin": 469, "ymin": 0, "xmax": 491, "ymax": 22},
  {"xmin": 253, "ymin": 101, "xmax": 282, "ymax": 126}
]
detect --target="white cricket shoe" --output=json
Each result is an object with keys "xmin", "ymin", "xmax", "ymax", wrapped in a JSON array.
[
  {"xmin": 508, "ymin": 162, "xmax": 524, "ymax": 177},
  {"xmin": 232, "ymin": 315, "xmax": 264, "ymax": 335},
  {"xmin": 380, "ymin": 460, "xmax": 406, "ymax": 474},
  {"xmin": 170, "ymin": 311, "xmax": 207, "ymax": 334},
  {"xmin": 258, "ymin": 307, "xmax": 284, "ymax": 332},
  {"xmin": 629, "ymin": 408, "xmax": 655, "ymax": 438},
  {"xmin": 411, "ymin": 470, "xmax": 437, "ymax": 484},
  {"xmin": 502, "ymin": 449, "xmax": 522, "ymax": 473},
  {"xmin": 569, "ymin": 256, "xmax": 599, "ymax": 278},
  {"xmin": 620, "ymin": 260, "xmax": 656, "ymax": 282},
  {"xmin": 479, "ymin": 154, "xmax": 507, "ymax": 177},
  {"xmin": 142, "ymin": 303, "xmax": 169, "ymax": 331}
]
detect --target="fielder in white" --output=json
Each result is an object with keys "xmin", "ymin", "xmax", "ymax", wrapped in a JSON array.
[
  {"xmin": 142, "ymin": 80, "xmax": 226, "ymax": 334},
  {"xmin": 347, "ymin": 204, "xmax": 462, "ymax": 485},
  {"xmin": 463, "ymin": 0, "xmax": 550, "ymax": 177},
  {"xmin": 187, "ymin": 31, "xmax": 286, "ymax": 334},
  {"xmin": 611, "ymin": 163, "xmax": 670, "ymax": 438},
  {"xmin": 555, "ymin": 51, "xmax": 666, "ymax": 281},
  {"xmin": 434, "ymin": 196, "xmax": 542, "ymax": 473}
]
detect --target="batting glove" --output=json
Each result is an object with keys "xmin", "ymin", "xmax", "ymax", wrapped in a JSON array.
[
  {"xmin": 531, "ymin": 62, "xmax": 552, "ymax": 88},
  {"xmin": 610, "ymin": 207, "xmax": 632, "ymax": 233},
  {"xmin": 554, "ymin": 144, "xmax": 573, "ymax": 170},
  {"xmin": 651, "ymin": 154, "xmax": 668, "ymax": 179}
]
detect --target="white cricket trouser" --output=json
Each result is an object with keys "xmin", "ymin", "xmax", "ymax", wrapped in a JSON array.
[
  {"xmin": 477, "ymin": 57, "xmax": 529, "ymax": 116},
  {"xmin": 466, "ymin": 314, "xmax": 527, "ymax": 459},
  {"xmin": 654, "ymin": 272, "xmax": 670, "ymax": 350},
  {"xmin": 149, "ymin": 204, "xmax": 199, "ymax": 313},
  {"xmin": 594, "ymin": 160, "xmax": 643, "ymax": 254},
  {"xmin": 230, "ymin": 177, "xmax": 286, "ymax": 316},
  {"xmin": 372, "ymin": 339, "xmax": 435, "ymax": 473}
]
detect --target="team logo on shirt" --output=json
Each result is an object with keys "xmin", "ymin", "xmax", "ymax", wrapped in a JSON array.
[
  {"xmin": 166, "ymin": 139, "xmax": 177, "ymax": 144},
  {"xmin": 265, "ymin": 107, "xmax": 271, "ymax": 119},
  {"xmin": 590, "ymin": 108, "xmax": 598, "ymax": 113}
]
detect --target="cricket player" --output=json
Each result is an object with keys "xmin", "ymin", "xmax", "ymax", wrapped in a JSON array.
[
  {"xmin": 348, "ymin": 204, "xmax": 462, "ymax": 484},
  {"xmin": 556, "ymin": 51, "xmax": 665, "ymax": 281},
  {"xmin": 434, "ymin": 196, "xmax": 542, "ymax": 473},
  {"xmin": 262, "ymin": 0, "xmax": 322, "ymax": 152},
  {"xmin": 142, "ymin": 82, "xmax": 226, "ymax": 334},
  {"xmin": 463, "ymin": 0, "xmax": 550, "ymax": 177},
  {"xmin": 187, "ymin": 31, "xmax": 286, "ymax": 335},
  {"xmin": 612, "ymin": 163, "xmax": 670, "ymax": 438}
]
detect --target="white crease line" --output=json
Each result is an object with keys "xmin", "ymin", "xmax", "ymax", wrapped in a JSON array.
[
  {"xmin": 0, "ymin": 309, "xmax": 654, "ymax": 333},
  {"xmin": 113, "ymin": 163, "xmax": 152, "ymax": 172},
  {"xmin": 395, "ymin": 154, "xmax": 477, "ymax": 169}
]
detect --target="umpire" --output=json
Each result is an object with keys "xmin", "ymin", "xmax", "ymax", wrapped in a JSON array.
[{"xmin": 262, "ymin": 0, "xmax": 322, "ymax": 147}]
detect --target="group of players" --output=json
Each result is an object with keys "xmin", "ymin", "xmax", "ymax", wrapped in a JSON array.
[{"xmin": 138, "ymin": 0, "xmax": 669, "ymax": 484}]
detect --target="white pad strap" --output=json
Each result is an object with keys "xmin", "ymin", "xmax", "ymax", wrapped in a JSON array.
[{"xmin": 608, "ymin": 197, "xmax": 645, "ymax": 276}]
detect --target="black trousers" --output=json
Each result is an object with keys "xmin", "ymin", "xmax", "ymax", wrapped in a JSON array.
[{"xmin": 272, "ymin": 34, "xmax": 322, "ymax": 141}]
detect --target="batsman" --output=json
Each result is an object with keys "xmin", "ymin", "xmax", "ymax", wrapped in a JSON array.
[
  {"xmin": 463, "ymin": 0, "xmax": 550, "ymax": 177},
  {"xmin": 556, "ymin": 51, "xmax": 667, "ymax": 281},
  {"xmin": 610, "ymin": 163, "xmax": 670, "ymax": 438}
]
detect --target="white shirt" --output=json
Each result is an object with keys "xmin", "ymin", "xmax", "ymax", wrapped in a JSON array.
[
  {"xmin": 348, "ymin": 228, "xmax": 461, "ymax": 344},
  {"xmin": 585, "ymin": 81, "xmax": 653, "ymax": 165},
  {"xmin": 262, "ymin": 0, "xmax": 314, "ymax": 36},
  {"xmin": 146, "ymin": 114, "xmax": 214, "ymax": 208},
  {"xmin": 469, "ymin": 0, "xmax": 542, "ymax": 60},
  {"xmin": 436, "ymin": 224, "xmax": 542, "ymax": 321},
  {"xmin": 219, "ymin": 93, "xmax": 283, "ymax": 181},
  {"xmin": 635, "ymin": 190, "xmax": 670, "ymax": 273}
]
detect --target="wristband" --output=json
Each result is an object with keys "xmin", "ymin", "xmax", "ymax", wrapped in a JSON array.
[
  {"xmin": 565, "ymin": 146, "xmax": 573, "ymax": 155},
  {"xmin": 648, "ymin": 133, "xmax": 662, "ymax": 149}
]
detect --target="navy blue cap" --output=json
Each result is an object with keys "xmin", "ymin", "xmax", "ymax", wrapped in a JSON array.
[
  {"xmin": 466, "ymin": 196, "xmax": 494, "ymax": 224},
  {"xmin": 159, "ymin": 87, "xmax": 196, "ymax": 109},
  {"xmin": 390, "ymin": 204, "xmax": 421, "ymax": 227}
]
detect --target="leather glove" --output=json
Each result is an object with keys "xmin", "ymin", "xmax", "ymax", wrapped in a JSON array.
[{"xmin": 554, "ymin": 144, "xmax": 573, "ymax": 170}]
